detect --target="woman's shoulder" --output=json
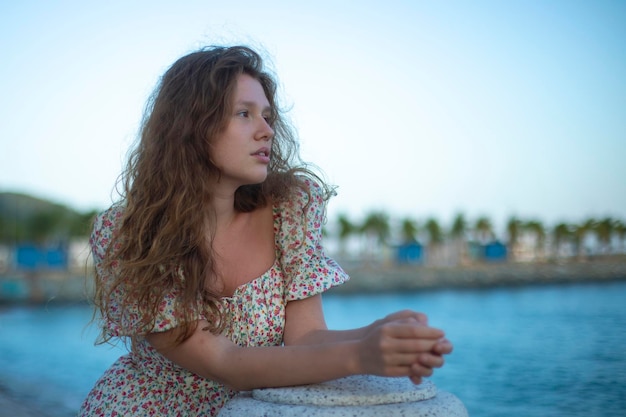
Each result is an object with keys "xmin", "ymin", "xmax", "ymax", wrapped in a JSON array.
[
  {"xmin": 272, "ymin": 176, "xmax": 328, "ymax": 246},
  {"xmin": 93, "ymin": 205, "xmax": 124, "ymax": 234},
  {"xmin": 90, "ymin": 204, "xmax": 124, "ymax": 259},
  {"xmin": 275, "ymin": 175, "xmax": 327, "ymax": 211}
]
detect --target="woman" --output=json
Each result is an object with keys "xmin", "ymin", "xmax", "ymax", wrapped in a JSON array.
[{"xmin": 80, "ymin": 45, "xmax": 452, "ymax": 416}]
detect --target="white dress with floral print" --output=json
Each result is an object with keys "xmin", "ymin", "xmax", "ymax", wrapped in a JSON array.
[{"xmin": 79, "ymin": 180, "xmax": 349, "ymax": 416}]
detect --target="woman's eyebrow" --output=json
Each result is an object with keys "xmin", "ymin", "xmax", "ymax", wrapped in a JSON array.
[{"xmin": 235, "ymin": 100, "xmax": 272, "ymax": 112}]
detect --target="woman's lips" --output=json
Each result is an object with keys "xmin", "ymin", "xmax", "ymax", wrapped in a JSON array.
[{"xmin": 252, "ymin": 147, "xmax": 271, "ymax": 163}]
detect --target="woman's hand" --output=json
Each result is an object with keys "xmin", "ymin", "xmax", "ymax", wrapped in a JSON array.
[
  {"xmin": 362, "ymin": 310, "xmax": 453, "ymax": 384},
  {"xmin": 357, "ymin": 313, "xmax": 443, "ymax": 378},
  {"xmin": 409, "ymin": 336, "xmax": 453, "ymax": 384},
  {"xmin": 373, "ymin": 309, "xmax": 429, "ymax": 327}
]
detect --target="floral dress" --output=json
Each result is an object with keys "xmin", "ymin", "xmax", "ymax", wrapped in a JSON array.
[{"xmin": 79, "ymin": 180, "xmax": 349, "ymax": 416}]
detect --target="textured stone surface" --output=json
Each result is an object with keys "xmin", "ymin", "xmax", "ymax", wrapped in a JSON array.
[
  {"xmin": 253, "ymin": 376, "xmax": 437, "ymax": 406},
  {"xmin": 219, "ymin": 391, "xmax": 468, "ymax": 417},
  {"xmin": 218, "ymin": 376, "xmax": 469, "ymax": 417}
]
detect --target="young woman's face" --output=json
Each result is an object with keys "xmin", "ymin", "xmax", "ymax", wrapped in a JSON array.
[{"xmin": 211, "ymin": 73, "xmax": 274, "ymax": 189}]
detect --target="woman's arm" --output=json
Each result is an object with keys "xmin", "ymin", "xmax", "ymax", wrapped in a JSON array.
[
  {"xmin": 283, "ymin": 295, "xmax": 432, "ymax": 345},
  {"xmin": 283, "ymin": 295, "xmax": 453, "ymax": 384},
  {"xmin": 146, "ymin": 307, "xmax": 445, "ymax": 391}
]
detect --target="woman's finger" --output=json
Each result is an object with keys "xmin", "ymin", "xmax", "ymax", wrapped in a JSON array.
[
  {"xmin": 409, "ymin": 375, "xmax": 423, "ymax": 385},
  {"xmin": 382, "ymin": 322, "xmax": 445, "ymax": 340},
  {"xmin": 410, "ymin": 362, "xmax": 434, "ymax": 378},
  {"xmin": 432, "ymin": 338, "xmax": 454, "ymax": 355},
  {"xmin": 384, "ymin": 310, "xmax": 428, "ymax": 325},
  {"xmin": 416, "ymin": 352, "xmax": 445, "ymax": 368}
]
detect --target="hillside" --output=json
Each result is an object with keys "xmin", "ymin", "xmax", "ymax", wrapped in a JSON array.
[
  {"xmin": 0, "ymin": 192, "xmax": 74, "ymax": 220},
  {"xmin": 0, "ymin": 192, "xmax": 96, "ymax": 242}
]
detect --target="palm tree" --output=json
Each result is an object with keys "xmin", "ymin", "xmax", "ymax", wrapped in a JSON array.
[
  {"xmin": 360, "ymin": 211, "xmax": 390, "ymax": 261},
  {"xmin": 399, "ymin": 217, "xmax": 419, "ymax": 244},
  {"xmin": 573, "ymin": 219, "xmax": 596, "ymax": 259},
  {"xmin": 506, "ymin": 217, "xmax": 522, "ymax": 260},
  {"xmin": 474, "ymin": 216, "xmax": 494, "ymax": 244},
  {"xmin": 336, "ymin": 213, "xmax": 356, "ymax": 257},
  {"xmin": 449, "ymin": 213, "xmax": 467, "ymax": 265},
  {"xmin": 552, "ymin": 222, "xmax": 571, "ymax": 258},
  {"xmin": 615, "ymin": 220, "xmax": 626, "ymax": 254},
  {"xmin": 424, "ymin": 218, "xmax": 444, "ymax": 266},
  {"xmin": 361, "ymin": 211, "xmax": 390, "ymax": 243},
  {"xmin": 594, "ymin": 217, "xmax": 614, "ymax": 254},
  {"xmin": 424, "ymin": 218, "xmax": 443, "ymax": 245},
  {"xmin": 524, "ymin": 220, "xmax": 546, "ymax": 260},
  {"xmin": 450, "ymin": 213, "xmax": 467, "ymax": 240}
]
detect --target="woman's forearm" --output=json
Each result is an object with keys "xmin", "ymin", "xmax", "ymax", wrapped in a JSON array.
[
  {"xmin": 285, "ymin": 326, "xmax": 374, "ymax": 345},
  {"xmin": 214, "ymin": 340, "xmax": 361, "ymax": 390},
  {"xmin": 151, "ymin": 322, "xmax": 363, "ymax": 391},
  {"xmin": 211, "ymin": 324, "xmax": 441, "ymax": 391}
]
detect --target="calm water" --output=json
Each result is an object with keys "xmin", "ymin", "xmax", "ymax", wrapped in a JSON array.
[{"xmin": 1, "ymin": 281, "xmax": 625, "ymax": 416}]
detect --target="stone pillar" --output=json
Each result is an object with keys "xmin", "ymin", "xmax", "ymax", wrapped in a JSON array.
[{"xmin": 219, "ymin": 375, "xmax": 468, "ymax": 416}]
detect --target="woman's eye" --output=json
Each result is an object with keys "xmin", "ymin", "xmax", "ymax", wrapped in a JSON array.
[
  {"xmin": 237, "ymin": 110, "xmax": 249, "ymax": 117},
  {"xmin": 263, "ymin": 112, "xmax": 275, "ymax": 123}
]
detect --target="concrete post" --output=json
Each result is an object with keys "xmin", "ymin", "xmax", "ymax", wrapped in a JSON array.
[{"xmin": 219, "ymin": 375, "xmax": 468, "ymax": 416}]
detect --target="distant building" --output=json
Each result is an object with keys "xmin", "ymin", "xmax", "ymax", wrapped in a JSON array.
[
  {"xmin": 15, "ymin": 244, "xmax": 68, "ymax": 271},
  {"xmin": 484, "ymin": 241, "xmax": 507, "ymax": 262},
  {"xmin": 466, "ymin": 241, "xmax": 507, "ymax": 263},
  {"xmin": 396, "ymin": 242, "xmax": 424, "ymax": 265}
]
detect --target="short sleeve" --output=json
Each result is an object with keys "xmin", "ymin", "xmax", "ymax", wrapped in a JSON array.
[
  {"xmin": 275, "ymin": 179, "xmax": 349, "ymax": 301},
  {"xmin": 90, "ymin": 206, "xmax": 185, "ymax": 336}
]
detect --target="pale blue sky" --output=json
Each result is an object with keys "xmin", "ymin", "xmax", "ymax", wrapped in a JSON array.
[{"xmin": 1, "ymin": 0, "xmax": 624, "ymax": 233}]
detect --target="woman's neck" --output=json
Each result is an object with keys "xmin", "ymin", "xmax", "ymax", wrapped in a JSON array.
[{"xmin": 211, "ymin": 191, "xmax": 239, "ymax": 230}]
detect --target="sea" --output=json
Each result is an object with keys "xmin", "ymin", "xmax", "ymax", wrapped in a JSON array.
[{"xmin": 0, "ymin": 281, "xmax": 625, "ymax": 417}]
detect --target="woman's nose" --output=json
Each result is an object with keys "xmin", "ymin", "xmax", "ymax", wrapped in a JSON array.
[{"xmin": 256, "ymin": 119, "xmax": 274, "ymax": 141}]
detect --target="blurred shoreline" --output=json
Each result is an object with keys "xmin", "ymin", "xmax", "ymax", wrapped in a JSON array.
[
  {"xmin": 1, "ymin": 255, "xmax": 625, "ymax": 304},
  {"xmin": 330, "ymin": 255, "xmax": 626, "ymax": 294}
]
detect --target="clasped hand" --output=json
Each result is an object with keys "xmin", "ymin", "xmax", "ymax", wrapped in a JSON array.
[{"xmin": 359, "ymin": 310, "xmax": 453, "ymax": 384}]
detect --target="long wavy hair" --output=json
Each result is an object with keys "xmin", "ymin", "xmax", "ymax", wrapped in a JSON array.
[{"xmin": 93, "ymin": 46, "xmax": 331, "ymax": 347}]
